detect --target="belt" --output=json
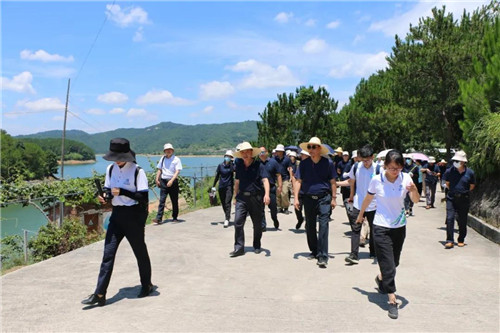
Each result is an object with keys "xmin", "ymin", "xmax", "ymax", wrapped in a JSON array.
[
  {"xmin": 242, "ymin": 191, "xmax": 262, "ymax": 197},
  {"xmin": 454, "ymin": 192, "xmax": 469, "ymax": 198},
  {"xmin": 305, "ymin": 192, "xmax": 330, "ymax": 200}
]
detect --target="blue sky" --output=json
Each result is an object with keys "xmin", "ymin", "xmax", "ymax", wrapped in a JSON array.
[{"xmin": 1, "ymin": 0, "xmax": 488, "ymax": 136}]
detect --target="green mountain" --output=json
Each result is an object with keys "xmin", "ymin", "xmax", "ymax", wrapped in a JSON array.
[{"xmin": 16, "ymin": 121, "xmax": 258, "ymax": 155}]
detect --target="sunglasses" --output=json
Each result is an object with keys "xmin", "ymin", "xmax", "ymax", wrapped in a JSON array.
[{"xmin": 307, "ymin": 145, "xmax": 319, "ymax": 150}]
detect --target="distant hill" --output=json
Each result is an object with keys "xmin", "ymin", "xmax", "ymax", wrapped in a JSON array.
[{"xmin": 16, "ymin": 121, "xmax": 258, "ymax": 155}]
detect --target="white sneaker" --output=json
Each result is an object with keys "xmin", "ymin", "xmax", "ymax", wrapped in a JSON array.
[{"xmin": 223, "ymin": 220, "xmax": 229, "ymax": 228}]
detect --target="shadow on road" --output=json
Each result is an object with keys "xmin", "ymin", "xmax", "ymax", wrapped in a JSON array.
[{"xmin": 352, "ymin": 287, "xmax": 409, "ymax": 311}]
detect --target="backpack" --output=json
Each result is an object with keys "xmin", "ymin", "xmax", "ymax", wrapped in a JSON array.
[
  {"xmin": 352, "ymin": 162, "xmax": 381, "ymax": 194},
  {"xmin": 108, "ymin": 164, "xmax": 149, "ymax": 214}
]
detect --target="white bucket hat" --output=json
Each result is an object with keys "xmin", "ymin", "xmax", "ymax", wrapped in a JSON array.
[
  {"xmin": 275, "ymin": 144, "xmax": 285, "ymax": 152},
  {"xmin": 352, "ymin": 150, "xmax": 357, "ymax": 159},
  {"xmin": 300, "ymin": 150, "xmax": 310, "ymax": 157},
  {"xmin": 285, "ymin": 150, "xmax": 291, "ymax": 156},
  {"xmin": 452, "ymin": 150, "xmax": 467, "ymax": 162},
  {"xmin": 224, "ymin": 150, "xmax": 234, "ymax": 158},
  {"xmin": 289, "ymin": 151, "xmax": 297, "ymax": 158},
  {"xmin": 428, "ymin": 156, "xmax": 436, "ymax": 163},
  {"xmin": 342, "ymin": 151, "xmax": 349, "ymax": 156},
  {"xmin": 163, "ymin": 143, "xmax": 174, "ymax": 151},
  {"xmin": 299, "ymin": 137, "xmax": 330, "ymax": 155},
  {"xmin": 233, "ymin": 142, "xmax": 260, "ymax": 158}
]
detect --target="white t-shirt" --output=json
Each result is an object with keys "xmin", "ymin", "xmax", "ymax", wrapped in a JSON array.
[
  {"xmin": 348, "ymin": 162, "xmax": 378, "ymax": 211},
  {"xmin": 157, "ymin": 155, "xmax": 182, "ymax": 179},
  {"xmin": 368, "ymin": 171, "xmax": 413, "ymax": 228},
  {"xmin": 105, "ymin": 162, "xmax": 148, "ymax": 206}
]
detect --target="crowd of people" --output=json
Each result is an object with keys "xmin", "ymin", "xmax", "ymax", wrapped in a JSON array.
[{"xmin": 82, "ymin": 137, "xmax": 476, "ymax": 320}]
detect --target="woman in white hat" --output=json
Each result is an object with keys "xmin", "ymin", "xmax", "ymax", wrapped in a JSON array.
[
  {"xmin": 230, "ymin": 142, "xmax": 271, "ymax": 257},
  {"xmin": 442, "ymin": 151, "xmax": 476, "ymax": 249},
  {"xmin": 294, "ymin": 137, "xmax": 337, "ymax": 268},
  {"xmin": 212, "ymin": 150, "xmax": 235, "ymax": 228}
]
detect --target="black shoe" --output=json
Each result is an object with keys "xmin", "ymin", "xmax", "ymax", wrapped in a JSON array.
[
  {"xmin": 283, "ymin": 210, "xmax": 290, "ymax": 215},
  {"xmin": 81, "ymin": 294, "xmax": 105, "ymax": 306},
  {"xmin": 345, "ymin": 254, "xmax": 359, "ymax": 264},
  {"xmin": 229, "ymin": 250, "xmax": 244, "ymax": 257},
  {"xmin": 388, "ymin": 302, "xmax": 398, "ymax": 319},
  {"xmin": 138, "ymin": 284, "xmax": 154, "ymax": 298},
  {"xmin": 254, "ymin": 248, "xmax": 262, "ymax": 254},
  {"xmin": 295, "ymin": 220, "xmax": 303, "ymax": 230},
  {"xmin": 274, "ymin": 222, "xmax": 280, "ymax": 229},
  {"xmin": 262, "ymin": 227, "xmax": 267, "ymax": 232},
  {"xmin": 375, "ymin": 275, "xmax": 387, "ymax": 294},
  {"xmin": 317, "ymin": 257, "xmax": 328, "ymax": 267}
]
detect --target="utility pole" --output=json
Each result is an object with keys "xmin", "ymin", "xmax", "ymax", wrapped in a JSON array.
[{"xmin": 59, "ymin": 78, "xmax": 71, "ymax": 227}]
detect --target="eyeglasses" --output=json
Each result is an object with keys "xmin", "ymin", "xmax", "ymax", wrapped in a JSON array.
[
  {"xmin": 307, "ymin": 145, "xmax": 319, "ymax": 150},
  {"xmin": 386, "ymin": 167, "xmax": 402, "ymax": 172}
]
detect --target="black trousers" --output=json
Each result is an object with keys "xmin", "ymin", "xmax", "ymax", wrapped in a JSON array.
[
  {"xmin": 347, "ymin": 208, "xmax": 376, "ymax": 256},
  {"xmin": 446, "ymin": 195, "xmax": 470, "ymax": 243},
  {"xmin": 218, "ymin": 186, "xmax": 233, "ymax": 221},
  {"xmin": 340, "ymin": 186, "xmax": 350, "ymax": 202},
  {"xmin": 373, "ymin": 224, "xmax": 406, "ymax": 294},
  {"xmin": 156, "ymin": 178, "xmax": 179, "ymax": 220},
  {"xmin": 262, "ymin": 185, "xmax": 279, "ymax": 229},
  {"xmin": 303, "ymin": 194, "xmax": 331, "ymax": 261},
  {"xmin": 295, "ymin": 195, "xmax": 304, "ymax": 224},
  {"xmin": 95, "ymin": 205, "xmax": 152, "ymax": 296},
  {"xmin": 234, "ymin": 194, "xmax": 264, "ymax": 251}
]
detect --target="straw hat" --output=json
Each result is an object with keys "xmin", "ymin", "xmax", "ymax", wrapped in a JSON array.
[
  {"xmin": 299, "ymin": 137, "xmax": 330, "ymax": 155},
  {"xmin": 224, "ymin": 150, "xmax": 234, "ymax": 158},
  {"xmin": 439, "ymin": 159, "xmax": 446, "ymax": 164},
  {"xmin": 452, "ymin": 150, "xmax": 467, "ymax": 162},
  {"xmin": 163, "ymin": 143, "xmax": 174, "ymax": 151},
  {"xmin": 335, "ymin": 147, "xmax": 343, "ymax": 153},
  {"xmin": 233, "ymin": 142, "xmax": 260, "ymax": 158},
  {"xmin": 103, "ymin": 138, "xmax": 135, "ymax": 162}
]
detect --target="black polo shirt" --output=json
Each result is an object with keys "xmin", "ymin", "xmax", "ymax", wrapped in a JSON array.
[
  {"xmin": 295, "ymin": 156, "xmax": 335, "ymax": 195},
  {"xmin": 214, "ymin": 162, "xmax": 234, "ymax": 189},
  {"xmin": 422, "ymin": 163, "xmax": 440, "ymax": 184},
  {"xmin": 337, "ymin": 159, "xmax": 352, "ymax": 181},
  {"xmin": 274, "ymin": 155, "xmax": 292, "ymax": 181},
  {"xmin": 260, "ymin": 158, "xmax": 281, "ymax": 186},
  {"xmin": 443, "ymin": 166, "xmax": 476, "ymax": 199},
  {"xmin": 235, "ymin": 158, "xmax": 270, "ymax": 198}
]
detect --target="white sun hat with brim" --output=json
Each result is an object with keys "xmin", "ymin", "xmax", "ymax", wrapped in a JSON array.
[
  {"xmin": 452, "ymin": 150, "xmax": 467, "ymax": 162},
  {"xmin": 428, "ymin": 156, "xmax": 436, "ymax": 163},
  {"xmin": 275, "ymin": 144, "xmax": 285, "ymax": 152},
  {"xmin": 163, "ymin": 143, "xmax": 174, "ymax": 151},
  {"xmin": 289, "ymin": 151, "xmax": 297, "ymax": 157},
  {"xmin": 224, "ymin": 150, "xmax": 234, "ymax": 157},
  {"xmin": 285, "ymin": 150, "xmax": 291, "ymax": 156},
  {"xmin": 233, "ymin": 142, "xmax": 260, "ymax": 158},
  {"xmin": 299, "ymin": 137, "xmax": 330, "ymax": 155},
  {"xmin": 300, "ymin": 149, "xmax": 310, "ymax": 157},
  {"xmin": 342, "ymin": 151, "xmax": 349, "ymax": 156}
]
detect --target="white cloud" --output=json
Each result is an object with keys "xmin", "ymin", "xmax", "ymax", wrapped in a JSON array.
[
  {"xmin": 369, "ymin": 0, "xmax": 489, "ymax": 37},
  {"xmin": 136, "ymin": 89, "xmax": 193, "ymax": 105},
  {"xmin": 202, "ymin": 106, "xmax": 214, "ymax": 114},
  {"xmin": 353, "ymin": 34, "xmax": 365, "ymax": 45},
  {"xmin": 86, "ymin": 108, "xmax": 106, "ymax": 115},
  {"xmin": 303, "ymin": 38, "xmax": 327, "ymax": 54},
  {"xmin": 34, "ymin": 66, "xmax": 75, "ymax": 78},
  {"xmin": 226, "ymin": 101, "xmax": 256, "ymax": 111},
  {"xmin": 20, "ymin": 49, "xmax": 74, "ymax": 63},
  {"xmin": 199, "ymin": 81, "xmax": 235, "ymax": 100},
  {"xmin": 110, "ymin": 107, "xmax": 125, "ymax": 114},
  {"xmin": 16, "ymin": 97, "xmax": 65, "ymax": 111},
  {"xmin": 329, "ymin": 51, "xmax": 389, "ymax": 78},
  {"xmin": 105, "ymin": 4, "xmax": 150, "ymax": 28},
  {"xmin": 133, "ymin": 27, "xmax": 144, "ymax": 42},
  {"xmin": 305, "ymin": 19, "xmax": 316, "ymax": 27},
  {"xmin": 326, "ymin": 20, "xmax": 341, "ymax": 29},
  {"xmin": 97, "ymin": 91, "xmax": 129, "ymax": 104},
  {"xmin": 229, "ymin": 59, "xmax": 300, "ymax": 89},
  {"xmin": 127, "ymin": 108, "xmax": 147, "ymax": 117},
  {"xmin": 274, "ymin": 12, "xmax": 293, "ymax": 23},
  {"xmin": 1, "ymin": 71, "xmax": 35, "ymax": 93}
]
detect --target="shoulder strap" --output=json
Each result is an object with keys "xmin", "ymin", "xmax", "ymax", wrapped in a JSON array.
[
  {"xmin": 376, "ymin": 164, "xmax": 381, "ymax": 175},
  {"xmin": 160, "ymin": 156, "xmax": 165, "ymax": 168},
  {"xmin": 108, "ymin": 164, "xmax": 114, "ymax": 179},
  {"xmin": 353, "ymin": 162, "xmax": 358, "ymax": 177},
  {"xmin": 109, "ymin": 164, "xmax": 142, "ymax": 189}
]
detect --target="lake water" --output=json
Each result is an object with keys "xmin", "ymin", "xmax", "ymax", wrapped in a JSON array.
[{"xmin": 1, "ymin": 155, "xmax": 222, "ymax": 240}]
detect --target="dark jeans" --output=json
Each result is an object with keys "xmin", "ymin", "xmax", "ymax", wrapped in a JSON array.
[
  {"xmin": 373, "ymin": 224, "xmax": 406, "ymax": 294},
  {"xmin": 218, "ymin": 186, "xmax": 233, "ymax": 221},
  {"xmin": 416, "ymin": 182, "xmax": 423, "ymax": 196},
  {"xmin": 234, "ymin": 194, "xmax": 264, "ymax": 251},
  {"xmin": 156, "ymin": 178, "xmax": 179, "ymax": 220},
  {"xmin": 404, "ymin": 193, "xmax": 414, "ymax": 212},
  {"xmin": 425, "ymin": 182, "xmax": 437, "ymax": 206},
  {"xmin": 446, "ymin": 195, "xmax": 470, "ymax": 243},
  {"xmin": 95, "ymin": 205, "xmax": 152, "ymax": 296},
  {"xmin": 340, "ymin": 186, "xmax": 350, "ymax": 202},
  {"xmin": 347, "ymin": 207, "xmax": 376, "ymax": 256},
  {"xmin": 262, "ymin": 186, "xmax": 279, "ymax": 229},
  {"xmin": 295, "ymin": 195, "xmax": 304, "ymax": 224},
  {"xmin": 303, "ymin": 194, "xmax": 331, "ymax": 261}
]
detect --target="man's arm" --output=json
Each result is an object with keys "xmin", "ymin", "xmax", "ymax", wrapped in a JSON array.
[
  {"xmin": 155, "ymin": 169, "xmax": 162, "ymax": 187},
  {"xmin": 233, "ymin": 179, "xmax": 239, "ymax": 204},
  {"xmin": 348, "ymin": 178, "xmax": 355, "ymax": 202},
  {"xmin": 293, "ymin": 179, "xmax": 302, "ymax": 211},
  {"xmin": 262, "ymin": 178, "xmax": 270, "ymax": 205},
  {"xmin": 330, "ymin": 178, "xmax": 337, "ymax": 209}
]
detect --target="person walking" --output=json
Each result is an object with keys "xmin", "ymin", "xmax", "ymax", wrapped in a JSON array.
[
  {"xmin": 292, "ymin": 150, "xmax": 309, "ymax": 229},
  {"xmin": 356, "ymin": 150, "xmax": 420, "ymax": 319},
  {"xmin": 403, "ymin": 154, "xmax": 419, "ymax": 217},
  {"xmin": 230, "ymin": 142, "xmax": 271, "ymax": 257},
  {"xmin": 153, "ymin": 143, "xmax": 182, "ymax": 224},
  {"xmin": 212, "ymin": 150, "xmax": 235, "ymax": 228},
  {"xmin": 345, "ymin": 145, "xmax": 381, "ymax": 264},
  {"xmin": 438, "ymin": 159, "xmax": 448, "ymax": 193},
  {"xmin": 421, "ymin": 157, "xmax": 440, "ymax": 209},
  {"xmin": 294, "ymin": 137, "xmax": 337, "ymax": 268},
  {"xmin": 443, "ymin": 151, "xmax": 475, "ymax": 249},
  {"xmin": 258, "ymin": 146, "xmax": 282, "ymax": 231},
  {"xmin": 82, "ymin": 138, "xmax": 153, "ymax": 307},
  {"xmin": 337, "ymin": 151, "xmax": 352, "ymax": 202},
  {"xmin": 274, "ymin": 144, "xmax": 292, "ymax": 214}
]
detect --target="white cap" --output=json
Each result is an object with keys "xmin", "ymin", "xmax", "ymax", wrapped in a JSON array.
[
  {"xmin": 342, "ymin": 151, "xmax": 349, "ymax": 156},
  {"xmin": 224, "ymin": 150, "xmax": 233, "ymax": 157},
  {"xmin": 163, "ymin": 143, "xmax": 174, "ymax": 151}
]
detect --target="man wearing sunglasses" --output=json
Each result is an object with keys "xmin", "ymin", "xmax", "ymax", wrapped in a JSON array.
[{"xmin": 294, "ymin": 137, "xmax": 337, "ymax": 268}]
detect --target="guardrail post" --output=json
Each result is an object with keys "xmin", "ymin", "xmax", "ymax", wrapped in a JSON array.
[{"xmin": 23, "ymin": 229, "xmax": 28, "ymax": 263}]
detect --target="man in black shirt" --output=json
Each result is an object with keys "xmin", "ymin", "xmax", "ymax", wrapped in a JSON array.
[
  {"xmin": 258, "ymin": 147, "xmax": 282, "ymax": 230},
  {"xmin": 213, "ymin": 150, "xmax": 235, "ymax": 228}
]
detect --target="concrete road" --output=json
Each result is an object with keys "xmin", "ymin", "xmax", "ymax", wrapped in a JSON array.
[{"xmin": 1, "ymin": 191, "xmax": 499, "ymax": 332}]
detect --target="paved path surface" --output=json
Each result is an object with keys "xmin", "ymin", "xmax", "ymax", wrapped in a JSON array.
[{"xmin": 2, "ymin": 191, "xmax": 499, "ymax": 332}]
